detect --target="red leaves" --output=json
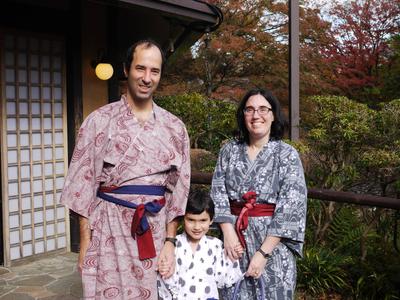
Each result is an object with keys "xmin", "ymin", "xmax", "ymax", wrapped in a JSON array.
[{"xmin": 322, "ymin": 0, "xmax": 400, "ymax": 101}]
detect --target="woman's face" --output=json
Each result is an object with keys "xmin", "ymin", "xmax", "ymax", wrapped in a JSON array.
[{"xmin": 244, "ymin": 94, "xmax": 274, "ymax": 143}]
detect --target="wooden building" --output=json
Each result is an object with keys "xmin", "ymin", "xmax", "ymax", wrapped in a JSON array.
[{"xmin": 0, "ymin": 0, "xmax": 221, "ymax": 267}]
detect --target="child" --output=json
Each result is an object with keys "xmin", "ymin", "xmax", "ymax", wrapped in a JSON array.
[{"xmin": 158, "ymin": 189, "xmax": 243, "ymax": 300}]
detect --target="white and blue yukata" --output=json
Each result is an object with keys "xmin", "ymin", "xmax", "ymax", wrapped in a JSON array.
[
  {"xmin": 211, "ymin": 140, "xmax": 307, "ymax": 300},
  {"xmin": 158, "ymin": 233, "xmax": 243, "ymax": 300}
]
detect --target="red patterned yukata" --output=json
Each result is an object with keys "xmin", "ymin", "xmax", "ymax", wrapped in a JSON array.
[{"xmin": 60, "ymin": 95, "xmax": 190, "ymax": 300}]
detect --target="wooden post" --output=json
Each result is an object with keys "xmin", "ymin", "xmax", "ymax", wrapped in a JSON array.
[{"xmin": 289, "ymin": 0, "xmax": 300, "ymax": 141}]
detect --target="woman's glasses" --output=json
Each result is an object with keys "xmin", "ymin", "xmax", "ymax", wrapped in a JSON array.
[{"xmin": 243, "ymin": 106, "xmax": 272, "ymax": 115}]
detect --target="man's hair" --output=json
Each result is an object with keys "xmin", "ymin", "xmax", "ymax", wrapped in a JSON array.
[
  {"xmin": 124, "ymin": 39, "xmax": 166, "ymax": 74},
  {"xmin": 185, "ymin": 189, "xmax": 215, "ymax": 220},
  {"xmin": 236, "ymin": 88, "xmax": 288, "ymax": 144}
]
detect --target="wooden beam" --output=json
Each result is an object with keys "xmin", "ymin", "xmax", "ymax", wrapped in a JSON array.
[{"xmin": 191, "ymin": 171, "xmax": 400, "ymax": 210}]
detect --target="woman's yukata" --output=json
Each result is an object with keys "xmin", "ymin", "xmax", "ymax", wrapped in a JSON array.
[{"xmin": 211, "ymin": 139, "xmax": 307, "ymax": 299}]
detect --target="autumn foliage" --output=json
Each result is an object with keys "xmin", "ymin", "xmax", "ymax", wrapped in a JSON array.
[
  {"xmin": 160, "ymin": 0, "xmax": 400, "ymax": 105},
  {"xmin": 157, "ymin": 1, "xmax": 400, "ymax": 298},
  {"xmin": 321, "ymin": 0, "xmax": 400, "ymax": 103}
]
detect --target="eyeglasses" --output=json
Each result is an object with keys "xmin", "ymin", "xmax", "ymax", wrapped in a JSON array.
[{"xmin": 243, "ymin": 106, "xmax": 272, "ymax": 115}]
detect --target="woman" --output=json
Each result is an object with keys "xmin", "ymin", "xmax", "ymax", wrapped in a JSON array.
[{"xmin": 211, "ymin": 88, "xmax": 307, "ymax": 299}]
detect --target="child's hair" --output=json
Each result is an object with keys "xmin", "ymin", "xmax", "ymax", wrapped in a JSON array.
[{"xmin": 185, "ymin": 188, "xmax": 215, "ymax": 220}]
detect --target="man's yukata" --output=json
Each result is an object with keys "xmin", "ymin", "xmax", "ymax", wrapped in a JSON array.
[
  {"xmin": 211, "ymin": 140, "xmax": 307, "ymax": 300},
  {"xmin": 157, "ymin": 232, "xmax": 243, "ymax": 300},
  {"xmin": 60, "ymin": 95, "xmax": 190, "ymax": 300}
]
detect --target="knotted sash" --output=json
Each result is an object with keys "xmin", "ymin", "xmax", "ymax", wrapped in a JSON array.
[
  {"xmin": 230, "ymin": 191, "xmax": 275, "ymax": 248},
  {"xmin": 97, "ymin": 185, "xmax": 166, "ymax": 260}
]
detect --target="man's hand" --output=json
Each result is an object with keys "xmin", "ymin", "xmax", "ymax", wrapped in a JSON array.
[
  {"xmin": 78, "ymin": 216, "xmax": 91, "ymax": 275},
  {"xmin": 78, "ymin": 240, "xmax": 90, "ymax": 275},
  {"xmin": 157, "ymin": 240, "xmax": 175, "ymax": 279},
  {"xmin": 157, "ymin": 219, "xmax": 178, "ymax": 279}
]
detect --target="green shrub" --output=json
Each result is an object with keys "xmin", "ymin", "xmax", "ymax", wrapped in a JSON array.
[
  {"xmin": 352, "ymin": 253, "xmax": 400, "ymax": 300},
  {"xmin": 297, "ymin": 246, "xmax": 352, "ymax": 296},
  {"xmin": 156, "ymin": 93, "xmax": 237, "ymax": 154},
  {"xmin": 300, "ymin": 95, "xmax": 400, "ymax": 298}
]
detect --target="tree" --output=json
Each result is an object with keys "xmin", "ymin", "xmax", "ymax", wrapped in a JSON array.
[
  {"xmin": 191, "ymin": 0, "xmax": 286, "ymax": 100},
  {"xmin": 298, "ymin": 4, "xmax": 340, "ymax": 97},
  {"xmin": 298, "ymin": 95, "xmax": 400, "ymax": 298},
  {"xmin": 322, "ymin": 0, "xmax": 400, "ymax": 104},
  {"xmin": 161, "ymin": 0, "xmax": 339, "ymax": 104},
  {"xmin": 359, "ymin": 99, "xmax": 400, "ymax": 196},
  {"xmin": 381, "ymin": 35, "xmax": 400, "ymax": 101}
]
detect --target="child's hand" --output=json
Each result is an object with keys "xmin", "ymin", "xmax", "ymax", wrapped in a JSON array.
[
  {"xmin": 157, "ymin": 258, "xmax": 170, "ymax": 275},
  {"xmin": 234, "ymin": 244, "xmax": 244, "ymax": 256},
  {"xmin": 221, "ymin": 224, "xmax": 243, "ymax": 261}
]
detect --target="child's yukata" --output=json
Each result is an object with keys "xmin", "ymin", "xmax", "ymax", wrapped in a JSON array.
[{"xmin": 158, "ymin": 232, "xmax": 243, "ymax": 300}]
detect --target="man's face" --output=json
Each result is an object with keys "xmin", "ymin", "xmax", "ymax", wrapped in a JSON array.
[{"xmin": 125, "ymin": 45, "xmax": 162, "ymax": 102}]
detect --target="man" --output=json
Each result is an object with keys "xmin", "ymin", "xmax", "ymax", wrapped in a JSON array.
[{"xmin": 61, "ymin": 40, "xmax": 190, "ymax": 300}]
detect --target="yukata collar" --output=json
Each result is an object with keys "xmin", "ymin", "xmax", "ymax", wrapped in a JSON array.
[
  {"xmin": 182, "ymin": 231, "xmax": 207, "ymax": 253},
  {"xmin": 243, "ymin": 139, "xmax": 278, "ymax": 151},
  {"xmin": 120, "ymin": 94, "xmax": 160, "ymax": 125}
]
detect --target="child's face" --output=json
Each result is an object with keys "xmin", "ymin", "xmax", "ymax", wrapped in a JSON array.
[{"xmin": 184, "ymin": 210, "xmax": 212, "ymax": 243}]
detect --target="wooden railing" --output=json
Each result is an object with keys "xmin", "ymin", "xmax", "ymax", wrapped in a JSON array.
[{"xmin": 191, "ymin": 171, "xmax": 400, "ymax": 210}]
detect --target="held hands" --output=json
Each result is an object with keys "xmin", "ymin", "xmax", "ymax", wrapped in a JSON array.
[
  {"xmin": 245, "ymin": 251, "xmax": 267, "ymax": 279},
  {"xmin": 221, "ymin": 224, "xmax": 244, "ymax": 261},
  {"xmin": 157, "ymin": 241, "xmax": 176, "ymax": 279}
]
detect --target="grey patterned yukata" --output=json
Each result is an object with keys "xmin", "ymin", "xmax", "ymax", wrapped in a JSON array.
[{"xmin": 211, "ymin": 139, "xmax": 307, "ymax": 300}]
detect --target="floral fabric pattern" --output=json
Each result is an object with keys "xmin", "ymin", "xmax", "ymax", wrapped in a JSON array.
[{"xmin": 61, "ymin": 96, "xmax": 190, "ymax": 300}]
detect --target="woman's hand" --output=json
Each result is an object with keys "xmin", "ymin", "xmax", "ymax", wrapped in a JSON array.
[
  {"xmin": 220, "ymin": 223, "xmax": 244, "ymax": 261},
  {"xmin": 245, "ymin": 251, "xmax": 267, "ymax": 279},
  {"xmin": 246, "ymin": 236, "xmax": 280, "ymax": 278}
]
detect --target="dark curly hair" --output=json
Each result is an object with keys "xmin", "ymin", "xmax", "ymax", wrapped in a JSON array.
[{"xmin": 236, "ymin": 88, "xmax": 287, "ymax": 144}]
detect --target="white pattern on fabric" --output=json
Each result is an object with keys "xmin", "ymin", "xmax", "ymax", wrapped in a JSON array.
[{"xmin": 158, "ymin": 233, "xmax": 243, "ymax": 300}]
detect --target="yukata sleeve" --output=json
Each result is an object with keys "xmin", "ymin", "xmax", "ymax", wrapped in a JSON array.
[
  {"xmin": 216, "ymin": 243, "xmax": 243, "ymax": 288},
  {"xmin": 267, "ymin": 146, "xmax": 307, "ymax": 257},
  {"xmin": 60, "ymin": 112, "xmax": 105, "ymax": 218},
  {"xmin": 211, "ymin": 142, "xmax": 236, "ymax": 224},
  {"xmin": 165, "ymin": 125, "xmax": 191, "ymax": 223},
  {"xmin": 157, "ymin": 273, "xmax": 178, "ymax": 300}
]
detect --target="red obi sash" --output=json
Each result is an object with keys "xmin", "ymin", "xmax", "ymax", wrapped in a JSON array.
[
  {"xmin": 97, "ymin": 185, "xmax": 166, "ymax": 260},
  {"xmin": 230, "ymin": 191, "xmax": 275, "ymax": 248}
]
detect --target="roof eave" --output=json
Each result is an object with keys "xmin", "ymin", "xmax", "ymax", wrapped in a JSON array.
[{"xmin": 118, "ymin": 0, "xmax": 219, "ymax": 24}]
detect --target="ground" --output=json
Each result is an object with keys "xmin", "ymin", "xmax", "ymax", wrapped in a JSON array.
[{"xmin": 0, "ymin": 252, "xmax": 81, "ymax": 300}]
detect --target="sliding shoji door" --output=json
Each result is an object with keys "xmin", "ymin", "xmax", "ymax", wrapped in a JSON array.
[{"xmin": 0, "ymin": 32, "xmax": 70, "ymax": 266}]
